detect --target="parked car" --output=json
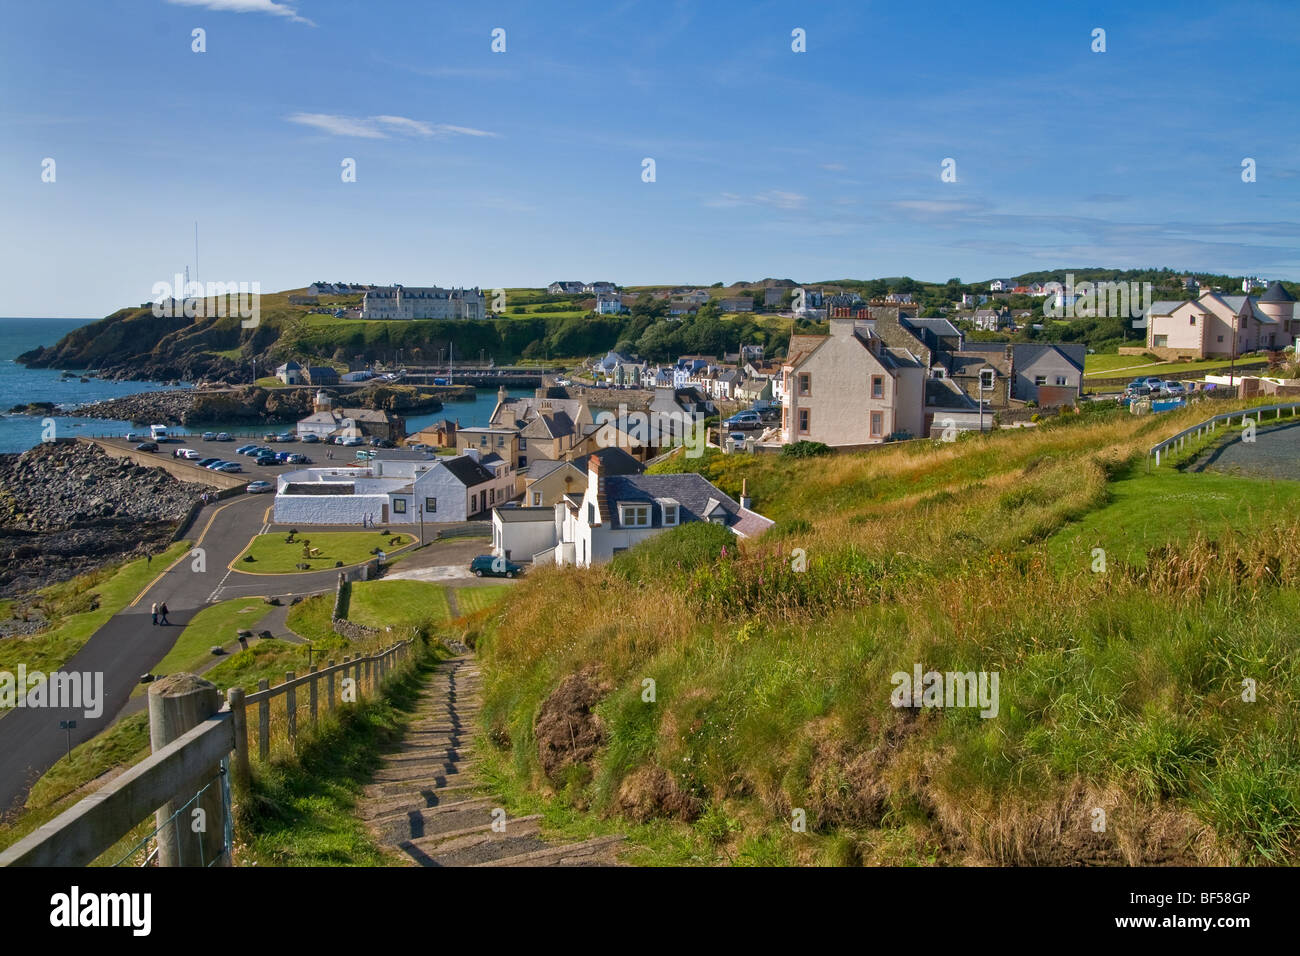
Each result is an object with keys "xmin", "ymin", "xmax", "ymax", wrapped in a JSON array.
[
  {"xmin": 1160, "ymin": 381, "xmax": 1187, "ymax": 397},
  {"xmin": 470, "ymin": 555, "xmax": 524, "ymax": 579},
  {"xmin": 724, "ymin": 411, "xmax": 762, "ymax": 430},
  {"xmin": 176, "ymin": 448, "xmax": 201, "ymax": 460},
  {"xmin": 236, "ymin": 443, "xmax": 259, "ymax": 455},
  {"xmin": 201, "ymin": 432, "xmax": 216, "ymax": 441},
  {"xmin": 197, "ymin": 457, "xmax": 222, "ymax": 468},
  {"xmin": 254, "ymin": 454, "xmax": 279, "ymax": 467},
  {"xmin": 285, "ymin": 453, "xmax": 310, "ymax": 464},
  {"xmin": 276, "ymin": 432, "xmax": 294, "ymax": 442},
  {"xmin": 205, "ymin": 460, "xmax": 231, "ymax": 470},
  {"xmin": 340, "ymin": 436, "xmax": 364, "ymax": 446},
  {"xmin": 215, "ymin": 462, "xmax": 243, "ymax": 473},
  {"xmin": 134, "ymin": 441, "xmax": 158, "ymax": 452},
  {"xmin": 215, "ymin": 433, "xmax": 233, "ymax": 442},
  {"xmin": 300, "ymin": 433, "xmax": 319, "ymax": 443},
  {"xmin": 275, "ymin": 450, "xmax": 293, "ymax": 462},
  {"xmin": 728, "ymin": 431, "xmax": 748, "ymax": 443},
  {"xmin": 245, "ymin": 480, "xmax": 274, "ymax": 494},
  {"xmin": 124, "ymin": 432, "xmax": 143, "ymax": 442},
  {"xmin": 1139, "ymin": 377, "xmax": 1165, "ymax": 390}
]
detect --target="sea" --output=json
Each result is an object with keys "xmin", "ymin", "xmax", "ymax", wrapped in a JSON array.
[{"xmin": 0, "ymin": 317, "xmax": 529, "ymax": 454}]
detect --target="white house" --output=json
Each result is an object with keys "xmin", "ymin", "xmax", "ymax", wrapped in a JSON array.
[
  {"xmin": 989, "ymin": 280, "xmax": 1013, "ymax": 292},
  {"xmin": 361, "ymin": 285, "xmax": 485, "ymax": 320},
  {"xmin": 541, "ymin": 455, "xmax": 774, "ymax": 568},
  {"xmin": 596, "ymin": 292, "xmax": 627, "ymax": 315},
  {"xmin": 273, "ymin": 449, "xmax": 514, "ymax": 526},
  {"xmin": 491, "ymin": 507, "xmax": 557, "ymax": 562},
  {"xmin": 276, "ymin": 361, "xmax": 304, "ymax": 385}
]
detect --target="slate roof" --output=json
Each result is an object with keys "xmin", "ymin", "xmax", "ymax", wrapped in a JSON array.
[
  {"xmin": 441, "ymin": 455, "xmax": 494, "ymax": 487},
  {"xmin": 1262, "ymin": 281, "xmax": 1296, "ymax": 303},
  {"xmin": 1014, "ymin": 343, "xmax": 1086, "ymax": 373},
  {"xmin": 602, "ymin": 473, "xmax": 774, "ymax": 537},
  {"xmin": 571, "ymin": 446, "xmax": 644, "ymax": 476},
  {"xmin": 925, "ymin": 379, "xmax": 977, "ymax": 410},
  {"xmin": 493, "ymin": 506, "xmax": 554, "ymax": 523}
]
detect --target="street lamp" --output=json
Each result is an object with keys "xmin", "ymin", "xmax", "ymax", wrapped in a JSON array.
[{"xmin": 418, "ymin": 505, "xmax": 424, "ymax": 543}]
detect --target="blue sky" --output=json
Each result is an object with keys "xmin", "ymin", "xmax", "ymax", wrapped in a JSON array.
[{"xmin": 1, "ymin": 0, "xmax": 1297, "ymax": 317}]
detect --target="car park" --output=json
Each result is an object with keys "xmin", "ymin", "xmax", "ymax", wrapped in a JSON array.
[
  {"xmin": 470, "ymin": 555, "xmax": 524, "ymax": 579},
  {"xmin": 246, "ymin": 480, "xmax": 273, "ymax": 494},
  {"xmin": 134, "ymin": 441, "xmax": 158, "ymax": 452}
]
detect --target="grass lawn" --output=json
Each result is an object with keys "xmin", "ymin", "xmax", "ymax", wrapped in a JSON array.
[
  {"xmin": 254, "ymin": 376, "xmax": 290, "ymax": 388},
  {"xmin": 235, "ymin": 531, "xmax": 414, "ymax": 574},
  {"xmin": 453, "ymin": 585, "xmax": 511, "ymax": 617},
  {"xmin": 0, "ymin": 541, "xmax": 192, "ymax": 681},
  {"xmin": 348, "ymin": 580, "xmax": 450, "ymax": 631},
  {"xmin": 1085, "ymin": 354, "xmax": 1270, "ymax": 379},
  {"xmin": 146, "ymin": 598, "xmax": 274, "ymax": 679},
  {"xmin": 286, "ymin": 594, "xmax": 338, "ymax": 643},
  {"xmin": 1045, "ymin": 460, "xmax": 1300, "ymax": 570}
]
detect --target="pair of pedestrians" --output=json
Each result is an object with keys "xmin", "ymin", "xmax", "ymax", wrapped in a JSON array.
[{"xmin": 150, "ymin": 601, "xmax": 170, "ymax": 626}]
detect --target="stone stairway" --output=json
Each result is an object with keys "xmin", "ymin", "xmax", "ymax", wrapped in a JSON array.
[{"xmin": 357, "ymin": 655, "xmax": 623, "ymax": 867}]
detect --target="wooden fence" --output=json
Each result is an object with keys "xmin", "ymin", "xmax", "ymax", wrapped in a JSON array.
[{"xmin": 0, "ymin": 640, "xmax": 416, "ymax": 867}]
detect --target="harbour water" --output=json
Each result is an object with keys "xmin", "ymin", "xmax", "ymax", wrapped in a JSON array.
[{"xmin": 0, "ymin": 318, "xmax": 529, "ymax": 453}]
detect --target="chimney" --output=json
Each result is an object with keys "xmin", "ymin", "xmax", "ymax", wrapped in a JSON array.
[
  {"xmin": 740, "ymin": 477, "xmax": 752, "ymax": 510},
  {"xmin": 464, "ymin": 447, "xmax": 480, "ymax": 462},
  {"xmin": 588, "ymin": 452, "xmax": 607, "ymax": 525}
]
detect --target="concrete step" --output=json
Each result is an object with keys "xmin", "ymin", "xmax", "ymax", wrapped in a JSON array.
[
  {"xmin": 356, "ymin": 783, "xmax": 485, "ymax": 820},
  {"xmin": 397, "ymin": 818, "xmax": 550, "ymax": 867},
  {"xmin": 368, "ymin": 797, "xmax": 510, "ymax": 845},
  {"xmin": 362, "ymin": 769, "xmax": 476, "ymax": 800},
  {"xmin": 475, "ymin": 835, "xmax": 626, "ymax": 867},
  {"xmin": 378, "ymin": 744, "xmax": 473, "ymax": 764},
  {"xmin": 370, "ymin": 759, "xmax": 477, "ymax": 783}
]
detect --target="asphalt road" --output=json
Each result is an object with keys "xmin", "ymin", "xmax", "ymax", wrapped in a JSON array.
[{"xmin": 0, "ymin": 493, "xmax": 346, "ymax": 814}]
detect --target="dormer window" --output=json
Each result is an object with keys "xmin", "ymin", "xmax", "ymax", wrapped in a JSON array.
[
  {"xmin": 657, "ymin": 498, "xmax": 679, "ymax": 526},
  {"xmin": 619, "ymin": 503, "xmax": 651, "ymax": 527}
]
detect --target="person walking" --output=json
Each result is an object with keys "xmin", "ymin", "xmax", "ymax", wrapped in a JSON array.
[
  {"xmin": 159, "ymin": 602, "xmax": 170, "ymax": 626},
  {"xmin": 151, "ymin": 601, "xmax": 158, "ymax": 626}
]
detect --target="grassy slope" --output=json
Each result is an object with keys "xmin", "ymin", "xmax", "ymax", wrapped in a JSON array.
[
  {"xmin": 478, "ymin": 401, "xmax": 1300, "ymax": 865},
  {"xmin": 347, "ymin": 580, "xmax": 450, "ymax": 630}
]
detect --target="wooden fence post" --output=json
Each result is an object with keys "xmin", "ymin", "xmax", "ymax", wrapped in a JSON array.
[
  {"xmin": 309, "ymin": 665, "xmax": 319, "ymax": 728},
  {"xmin": 327, "ymin": 660, "xmax": 336, "ymax": 712},
  {"xmin": 285, "ymin": 671, "xmax": 297, "ymax": 743},
  {"xmin": 148, "ymin": 675, "xmax": 226, "ymax": 867},
  {"xmin": 257, "ymin": 679, "xmax": 270, "ymax": 760},
  {"xmin": 228, "ymin": 687, "xmax": 250, "ymax": 792}
]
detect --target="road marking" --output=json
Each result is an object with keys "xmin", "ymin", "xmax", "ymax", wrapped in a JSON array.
[{"xmin": 129, "ymin": 497, "xmax": 244, "ymax": 607}]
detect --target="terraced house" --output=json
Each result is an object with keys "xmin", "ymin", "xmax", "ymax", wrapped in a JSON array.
[{"xmin": 782, "ymin": 317, "xmax": 926, "ymax": 446}]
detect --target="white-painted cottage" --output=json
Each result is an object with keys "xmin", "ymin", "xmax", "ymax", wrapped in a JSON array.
[{"xmin": 273, "ymin": 449, "xmax": 514, "ymax": 526}]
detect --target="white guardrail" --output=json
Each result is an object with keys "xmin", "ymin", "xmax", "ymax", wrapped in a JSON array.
[{"xmin": 1147, "ymin": 402, "xmax": 1300, "ymax": 469}]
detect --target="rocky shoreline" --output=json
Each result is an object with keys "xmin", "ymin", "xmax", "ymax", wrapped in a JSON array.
[{"xmin": 0, "ymin": 441, "xmax": 216, "ymax": 599}]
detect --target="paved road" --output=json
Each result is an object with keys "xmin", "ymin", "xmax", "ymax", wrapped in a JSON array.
[{"xmin": 0, "ymin": 493, "xmax": 343, "ymax": 814}]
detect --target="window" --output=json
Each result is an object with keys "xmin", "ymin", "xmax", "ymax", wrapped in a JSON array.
[
  {"xmin": 497, "ymin": 435, "xmax": 505, "ymax": 447},
  {"xmin": 798, "ymin": 408, "xmax": 810, "ymax": 434},
  {"xmin": 1154, "ymin": 335, "xmax": 1168, "ymax": 347},
  {"xmin": 1034, "ymin": 375, "xmax": 1047, "ymax": 386},
  {"xmin": 393, "ymin": 498, "xmax": 407, "ymax": 514},
  {"xmin": 1217, "ymin": 335, "xmax": 1224, "ymax": 343},
  {"xmin": 479, "ymin": 435, "xmax": 488, "ymax": 446},
  {"xmin": 659, "ymin": 500, "xmax": 679, "ymax": 526},
  {"xmin": 870, "ymin": 411, "xmax": 883, "ymax": 437},
  {"xmin": 532, "ymin": 492, "xmax": 542, "ymax": 506},
  {"xmin": 980, "ymin": 368, "xmax": 995, "ymax": 391},
  {"xmin": 871, "ymin": 375, "xmax": 884, "ymax": 399},
  {"xmin": 519, "ymin": 438, "xmax": 527, "ymax": 450},
  {"xmin": 470, "ymin": 493, "xmax": 478, "ymax": 513},
  {"xmin": 620, "ymin": 504, "xmax": 651, "ymax": 527},
  {"xmin": 588, "ymin": 503, "xmax": 595, "ymax": 524},
  {"xmin": 425, "ymin": 497, "xmax": 437, "ymax": 513},
  {"xmin": 518, "ymin": 456, "xmax": 527, "ymax": 468},
  {"xmin": 798, "ymin": 373, "xmax": 811, "ymax": 396},
  {"xmin": 1055, "ymin": 375, "xmax": 1067, "ymax": 386},
  {"xmin": 1189, "ymin": 315, "xmax": 1197, "ymax": 325},
  {"xmin": 490, "ymin": 488, "xmax": 495, "ymax": 504}
]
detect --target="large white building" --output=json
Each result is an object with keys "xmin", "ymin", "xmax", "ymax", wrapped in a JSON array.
[
  {"xmin": 361, "ymin": 285, "xmax": 486, "ymax": 320},
  {"xmin": 273, "ymin": 449, "xmax": 514, "ymax": 526}
]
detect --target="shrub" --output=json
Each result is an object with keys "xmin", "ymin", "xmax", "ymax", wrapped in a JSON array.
[
  {"xmin": 782, "ymin": 440, "xmax": 831, "ymax": 459},
  {"xmin": 609, "ymin": 522, "xmax": 735, "ymax": 584}
]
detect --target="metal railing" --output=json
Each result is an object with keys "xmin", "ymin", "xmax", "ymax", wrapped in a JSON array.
[{"xmin": 1146, "ymin": 402, "xmax": 1300, "ymax": 469}]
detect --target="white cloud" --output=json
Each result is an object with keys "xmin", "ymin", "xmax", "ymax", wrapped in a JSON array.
[
  {"xmin": 286, "ymin": 113, "xmax": 499, "ymax": 140},
  {"xmin": 165, "ymin": 0, "xmax": 314, "ymax": 26},
  {"xmin": 704, "ymin": 190, "xmax": 806, "ymax": 210}
]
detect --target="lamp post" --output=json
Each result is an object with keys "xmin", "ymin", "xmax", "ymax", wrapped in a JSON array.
[
  {"xmin": 418, "ymin": 505, "xmax": 424, "ymax": 543},
  {"xmin": 60, "ymin": 719, "xmax": 76, "ymax": 760}
]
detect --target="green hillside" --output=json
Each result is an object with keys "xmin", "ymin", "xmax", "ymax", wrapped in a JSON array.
[{"xmin": 476, "ymin": 403, "xmax": 1300, "ymax": 866}]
